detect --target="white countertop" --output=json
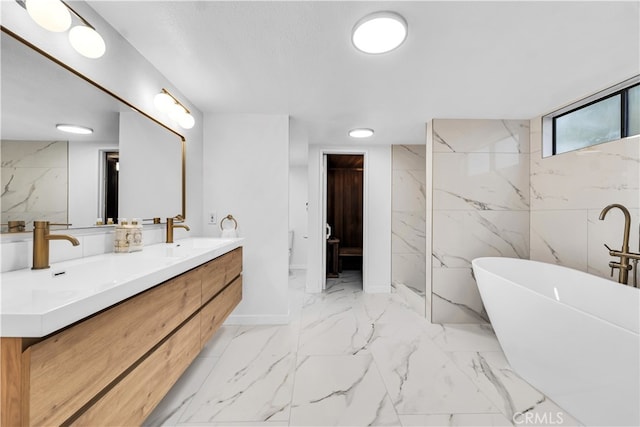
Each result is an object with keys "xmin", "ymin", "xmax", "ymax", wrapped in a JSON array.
[{"xmin": 0, "ymin": 237, "xmax": 243, "ymax": 337}]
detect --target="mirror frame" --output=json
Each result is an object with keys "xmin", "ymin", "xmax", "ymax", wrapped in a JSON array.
[{"xmin": 1, "ymin": 26, "xmax": 187, "ymax": 225}]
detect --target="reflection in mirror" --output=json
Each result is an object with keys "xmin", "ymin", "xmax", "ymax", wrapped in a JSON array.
[
  {"xmin": 0, "ymin": 28, "xmax": 185, "ymax": 233},
  {"xmin": 119, "ymin": 111, "xmax": 181, "ymax": 221}
]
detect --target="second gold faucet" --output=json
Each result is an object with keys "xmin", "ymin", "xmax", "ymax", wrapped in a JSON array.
[{"xmin": 166, "ymin": 217, "xmax": 190, "ymax": 243}]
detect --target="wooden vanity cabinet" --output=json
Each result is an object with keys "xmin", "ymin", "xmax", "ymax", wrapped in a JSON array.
[{"xmin": 0, "ymin": 247, "xmax": 242, "ymax": 427}]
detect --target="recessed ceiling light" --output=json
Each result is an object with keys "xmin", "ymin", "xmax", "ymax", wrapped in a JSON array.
[
  {"xmin": 352, "ymin": 11, "xmax": 407, "ymax": 54},
  {"xmin": 56, "ymin": 124, "xmax": 93, "ymax": 135},
  {"xmin": 349, "ymin": 128, "xmax": 374, "ymax": 138}
]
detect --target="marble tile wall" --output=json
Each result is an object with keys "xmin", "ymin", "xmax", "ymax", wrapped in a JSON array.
[
  {"xmin": 529, "ymin": 118, "xmax": 640, "ymax": 279},
  {"xmin": 1, "ymin": 140, "xmax": 68, "ymax": 230},
  {"xmin": 431, "ymin": 119, "xmax": 530, "ymax": 324},
  {"xmin": 391, "ymin": 145, "xmax": 426, "ymax": 306}
]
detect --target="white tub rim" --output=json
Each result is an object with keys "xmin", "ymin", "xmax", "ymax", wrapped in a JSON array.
[{"xmin": 472, "ymin": 256, "xmax": 640, "ymax": 335}]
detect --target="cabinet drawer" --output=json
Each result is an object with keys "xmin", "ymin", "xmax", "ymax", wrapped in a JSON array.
[
  {"xmin": 26, "ymin": 268, "xmax": 201, "ymax": 426},
  {"xmin": 201, "ymin": 247, "xmax": 242, "ymax": 303},
  {"xmin": 72, "ymin": 314, "xmax": 201, "ymax": 426},
  {"xmin": 201, "ymin": 276, "xmax": 242, "ymax": 346}
]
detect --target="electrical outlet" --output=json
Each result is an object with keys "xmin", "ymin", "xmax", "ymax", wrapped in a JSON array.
[{"xmin": 208, "ymin": 212, "xmax": 217, "ymax": 224}]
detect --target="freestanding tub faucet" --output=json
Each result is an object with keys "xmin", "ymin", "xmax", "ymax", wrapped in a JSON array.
[
  {"xmin": 32, "ymin": 221, "xmax": 80, "ymax": 269},
  {"xmin": 599, "ymin": 204, "xmax": 640, "ymax": 286},
  {"xmin": 166, "ymin": 216, "xmax": 190, "ymax": 243}
]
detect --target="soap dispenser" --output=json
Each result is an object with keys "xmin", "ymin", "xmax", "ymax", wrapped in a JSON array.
[
  {"xmin": 129, "ymin": 218, "xmax": 144, "ymax": 252},
  {"xmin": 114, "ymin": 218, "xmax": 130, "ymax": 253}
]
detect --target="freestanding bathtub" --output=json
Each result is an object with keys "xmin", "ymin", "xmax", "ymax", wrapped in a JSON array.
[{"xmin": 472, "ymin": 257, "xmax": 640, "ymax": 427}]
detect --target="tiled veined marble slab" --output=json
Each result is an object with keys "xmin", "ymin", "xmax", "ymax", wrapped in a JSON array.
[
  {"xmin": 179, "ymin": 325, "xmax": 297, "ymax": 423},
  {"xmin": 392, "ymin": 145, "xmax": 427, "ymax": 301},
  {"xmin": 290, "ymin": 354, "xmax": 400, "ymax": 426},
  {"xmin": 392, "ymin": 211, "xmax": 426, "ymax": 254},
  {"xmin": 447, "ymin": 351, "xmax": 581, "ymax": 426},
  {"xmin": 369, "ymin": 322, "xmax": 497, "ymax": 415},
  {"xmin": 432, "ymin": 268, "xmax": 488, "ymax": 323},
  {"xmin": 430, "ymin": 119, "xmax": 530, "ymax": 324},
  {"xmin": 433, "ymin": 152, "xmax": 529, "ymax": 211},
  {"xmin": 145, "ymin": 271, "xmax": 581, "ymax": 427},
  {"xmin": 433, "ymin": 210, "xmax": 529, "ymax": 267},
  {"xmin": 530, "ymin": 210, "xmax": 588, "ymax": 271},
  {"xmin": 530, "ymin": 136, "xmax": 639, "ymax": 210},
  {"xmin": 529, "ymin": 120, "xmax": 639, "ymax": 282},
  {"xmin": 0, "ymin": 140, "xmax": 68, "ymax": 230},
  {"xmin": 433, "ymin": 119, "xmax": 530, "ymax": 153}
]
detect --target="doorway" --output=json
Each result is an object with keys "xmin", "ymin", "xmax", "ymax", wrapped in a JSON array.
[
  {"xmin": 324, "ymin": 154, "xmax": 364, "ymax": 288},
  {"xmin": 103, "ymin": 151, "xmax": 119, "ymax": 221}
]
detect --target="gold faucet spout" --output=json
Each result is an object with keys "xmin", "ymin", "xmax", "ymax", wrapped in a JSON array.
[
  {"xmin": 47, "ymin": 234, "xmax": 80, "ymax": 246},
  {"xmin": 599, "ymin": 204, "xmax": 631, "ymax": 253}
]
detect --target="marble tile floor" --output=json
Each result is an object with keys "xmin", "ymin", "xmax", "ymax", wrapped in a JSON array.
[{"xmin": 144, "ymin": 270, "xmax": 580, "ymax": 427}]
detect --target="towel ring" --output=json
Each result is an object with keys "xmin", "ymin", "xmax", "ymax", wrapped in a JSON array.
[{"xmin": 220, "ymin": 214, "xmax": 238, "ymax": 231}]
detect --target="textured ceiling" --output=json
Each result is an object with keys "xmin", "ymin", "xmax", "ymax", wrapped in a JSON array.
[{"xmin": 89, "ymin": 1, "xmax": 640, "ymax": 153}]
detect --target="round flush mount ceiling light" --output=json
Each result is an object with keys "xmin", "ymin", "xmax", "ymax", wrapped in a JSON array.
[
  {"xmin": 349, "ymin": 128, "xmax": 374, "ymax": 138},
  {"xmin": 26, "ymin": 0, "xmax": 71, "ymax": 32},
  {"xmin": 352, "ymin": 11, "xmax": 407, "ymax": 54},
  {"xmin": 56, "ymin": 124, "xmax": 93, "ymax": 135},
  {"xmin": 68, "ymin": 25, "xmax": 106, "ymax": 59}
]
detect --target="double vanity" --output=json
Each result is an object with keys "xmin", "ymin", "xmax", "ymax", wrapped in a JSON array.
[{"xmin": 1, "ymin": 238, "xmax": 243, "ymax": 426}]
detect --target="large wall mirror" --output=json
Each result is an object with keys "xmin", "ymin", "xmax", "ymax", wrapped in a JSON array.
[{"xmin": 0, "ymin": 28, "xmax": 186, "ymax": 233}]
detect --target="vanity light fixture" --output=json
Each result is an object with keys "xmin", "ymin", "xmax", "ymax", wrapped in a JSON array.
[
  {"xmin": 25, "ymin": 0, "xmax": 71, "ymax": 32},
  {"xmin": 349, "ymin": 128, "xmax": 374, "ymax": 138},
  {"xmin": 154, "ymin": 88, "xmax": 196, "ymax": 130},
  {"xmin": 352, "ymin": 11, "xmax": 407, "ymax": 54},
  {"xmin": 19, "ymin": 0, "xmax": 106, "ymax": 58},
  {"xmin": 56, "ymin": 123, "xmax": 93, "ymax": 134}
]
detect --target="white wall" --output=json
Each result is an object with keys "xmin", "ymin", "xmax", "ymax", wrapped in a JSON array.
[
  {"xmin": 203, "ymin": 113, "xmax": 290, "ymax": 324},
  {"xmin": 289, "ymin": 165, "xmax": 308, "ymax": 269},
  {"xmin": 119, "ymin": 112, "xmax": 182, "ymax": 222},
  {"xmin": 307, "ymin": 145, "xmax": 392, "ymax": 294},
  {"xmin": 68, "ymin": 140, "xmax": 118, "ymax": 226}
]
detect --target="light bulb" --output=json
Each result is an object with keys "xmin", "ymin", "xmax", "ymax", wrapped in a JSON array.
[
  {"xmin": 68, "ymin": 25, "xmax": 106, "ymax": 59},
  {"xmin": 168, "ymin": 103, "xmax": 187, "ymax": 122},
  {"xmin": 154, "ymin": 92, "xmax": 174, "ymax": 112},
  {"xmin": 179, "ymin": 113, "xmax": 195, "ymax": 129},
  {"xmin": 26, "ymin": 0, "xmax": 71, "ymax": 32}
]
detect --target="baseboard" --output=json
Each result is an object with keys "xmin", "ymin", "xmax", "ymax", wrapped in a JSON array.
[{"xmin": 224, "ymin": 313, "xmax": 291, "ymax": 325}]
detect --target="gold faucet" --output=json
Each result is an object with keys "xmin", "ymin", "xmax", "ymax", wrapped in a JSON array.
[
  {"xmin": 32, "ymin": 221, "xmax": 80, "ymax": 270},
  {"xmin": 1, "ymin": 220, "xmax": 25, "ymax": 233},
  {"xmin": 599, "ymin": 204, "xmax": 640, "ymax": 286},
  {"xmin": 166, "ymin": 216, "xmax": 190, "ymax": 243}
]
